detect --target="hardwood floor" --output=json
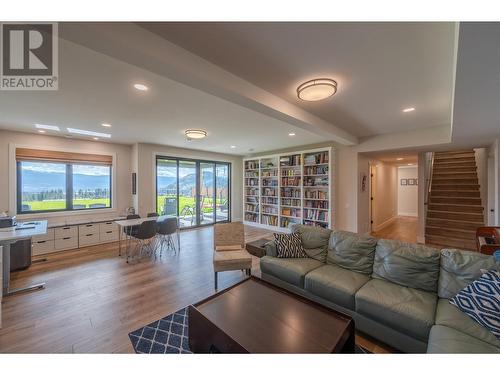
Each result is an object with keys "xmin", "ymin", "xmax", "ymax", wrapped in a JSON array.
[
  {"xmin": 0, "ymin": 225, "xmax": 390, "ymax": 353},
  {"xmin": 371, "ymin": 216, "xmax": 418, "ymax": 243}
]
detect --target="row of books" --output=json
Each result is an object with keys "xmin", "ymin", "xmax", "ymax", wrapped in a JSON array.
[
  {"xmin": 281, "ymin": 198, "xmax": 301, "ymax": 207},
  {"xmin": 245, "ymin": 212, "xmax": 259, "ymax": 222},
  {"xmin": 262, "ymin": 197, "xmax": 278, "ymax": 205},
  {"xmin": 281, "ymin": 168, "xmax": 301, "ymax": 176},
  {"xmin": 304, "ymin": 200, "xmax": 329, "ymax": 209},
  {"xmin": 304, "ymin": 209, "xmax": 328, "ymax": 221},
  {"xmin": 246, "ymin": 196, "xmax": 258, "ymax": 203},
  {"xmin": 304, "ymin": 190, "xmax": 328, "ymax": 199},
  {"xmin": 261, "ymin": 169, "xmax": 278, "ymax": 177},
  {"xmin": 304, "ymin": 152, "xmax": 328, "ymax": 165},
  {"xmin": 245, "ymin": 204, "xmax": 259, "ymax": 212},
  {"xmin": 281, "ymin": 177, "xmax": 301, "ymax": 187},
  {"xmin": 261, "ymin": 215, "xmax": 278, "ymax": 226},
  {"xmin": 262, "ymin": 187, "xmax": 278, "ymax": 197},
  {"xmin": 245, "ymin": 171, "xmax": 259, "ymax": 178},
  {"xmin": 281, "ymin": 207, "xmax": 301, "ymax": 218},
  {"xmin": 303, "ymin": 176, "xmax": 329, "ymax": 186},
  {"xmin": 281, "ymin": 187, "xmax": 301, "ymax": 197},
  {"xmin": 262, "ymin": 179, "xmax": 278, "ymax": 186},
  {"xmin": 245, "ymin": 187, "xmax": 259, "ymax": 196},
  {"xmin": 280, "ymin": 154, "xmax": 301, "ymax": 167},
  {"xmin": 262, "ymin": 206, "xmax": 279, "ymax": 215},
  {"xmin": 304, "ymin": 165, "xmax": 328, "ymax": 175},
  {"xmin": 245, "ymin": 161, "xmax": 259, "ymax": 170},
  {"xmin": 245, "ymin": 177, "xmax": 259, "ymax": 186},
  {"xmin": 304, "ymin": 220, "xmax": 328, "ymax": 229}
]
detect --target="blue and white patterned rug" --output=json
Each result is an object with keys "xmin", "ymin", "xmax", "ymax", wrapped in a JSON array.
[{"xmin": 129, "ymin": 307, "xmax": 370, "ymax": 354}]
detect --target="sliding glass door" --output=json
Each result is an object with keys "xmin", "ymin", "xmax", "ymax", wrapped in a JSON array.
[{"xmin": 156, "ymin": 156, "xmax": 230, "ymax": 228}]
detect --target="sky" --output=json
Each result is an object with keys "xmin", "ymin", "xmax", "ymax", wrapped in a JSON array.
[{"xmin": 22, "ymin": 162, "xmax": 110, "ymax": 176}]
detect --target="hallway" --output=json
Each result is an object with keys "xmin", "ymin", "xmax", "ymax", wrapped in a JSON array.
[{"xmin": 371, "ymin": 216, "xmax": 418, "ymax": 243}]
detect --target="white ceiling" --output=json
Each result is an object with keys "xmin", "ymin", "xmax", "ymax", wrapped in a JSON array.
[
  {"xmin": 0, "ymin": 36, "xmax": 326, "ymax": 155},
  {"xmin": 141, "ymin": 22, "xmax": 457, "ymax": 137}
]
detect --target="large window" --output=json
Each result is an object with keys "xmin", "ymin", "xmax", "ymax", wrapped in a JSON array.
[
  {"xmin": 16, "ymin": 150, "xmax": 112, "ymax": 214},
  {"xmin": 156, "ymin": 156, "xmax": 231, "ymax": 228}
]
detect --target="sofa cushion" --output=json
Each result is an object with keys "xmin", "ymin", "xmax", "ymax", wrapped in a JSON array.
[
  {"xmin": 355, "ymin": 278, "xmax": 437, "ymax": 341},
  {"xmin": 438, "ymin": 248, "xmax": 497, "ymax": 299},
  {"xmin": 274, "ymin": 233, "xmax": 308, "ymax": 258},
  {"xmin": 372, "ymin": 239, "xmax": 440, "ymax": 292},
  {"xmin": 327, "ymin": 230, "xmax": 377, "ymax": 274},
  {"xmin": 427, "ymin": 325, "xmax": 500, "ymax": 353},
  {"xmin": 435, "ymin": 298, "xmax": 500, "ymax": 348},
  {"xmin": 449, "ymin": 269, "xmax": 500, "ymax": 340},
  {"xmin": 304, "ymin": 264, "xmax": 370, "ymax": 309},
  {"xmin": 291, "ymin": 224, "xmax": 331, "ymax": 262},
  {"xmin": 260, "ymin": 256, "xmax": 323, "ymax": 287}
]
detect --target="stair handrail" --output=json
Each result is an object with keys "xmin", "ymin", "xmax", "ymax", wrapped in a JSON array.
[{"xmin": 424, "ymin": 152, "xmax": 435, "ymax": 217}]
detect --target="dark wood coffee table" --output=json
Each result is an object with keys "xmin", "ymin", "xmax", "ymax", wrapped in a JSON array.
[{"xmin": 188, "ymin": 277, "xmax": 355, "ymax": 353}]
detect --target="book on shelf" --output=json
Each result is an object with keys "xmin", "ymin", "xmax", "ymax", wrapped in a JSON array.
[
  {"xmin": 281, "ymin": 177, "xmax": 301, "ymax": 186},
  {"xmin": 304, "ymin": 220, "xmax": 328, "ymax": 228},
  {"xmin": 280, "ymin": 216, "xmax": 302, "ymax": 228},
  {"xmin": 281, "ymin": 198, "xmax": 301, "ymax": 207},
  {"xmin": 262, "ymin": 178, "xmax": 278, "ymax": 186},
  {"xmin": 245, "ymin": 160, "xmax": 259, "ymax": 170},
  {"xmin": 281, "ymin": 187, "xmax": 301, "ymax": 198},
  {"xmin": 304, "ymin": 152, "xmax": 329, "ymax": 165},
  {"xmin": 304, "ymin": 200, "xmax": 329, "ymax": 209},
  {"xmin": 303, "ymin": 209, "xmax": 328, "ymax": 221},
  {"xmin": 304, "ymin": 189, "xmax": 328, "ymax": 200},
  {"xmin": 261, "ymin": 214, "xmax": 278, "ymax": 226},
  {"xmin": 245, "ymin": 212, "xmax": 259, "ymax": 222},
  {"xmin": 303, "ymin": 165, "xmax": 328, "ymax": 175},
  {"xmin": 280, "ymin": 154, "xmax": 301, "ymax": 167},
  {"xmin": 303, "ymin": 176, "xmax": 329, "ymax": 187},
  {"xmin": 262, "ymin": 197, "xmax": 278, "ymax": 205},
  {"xmin": 261, "ymin": 187, "xmax": 277, "ymax": 196}
]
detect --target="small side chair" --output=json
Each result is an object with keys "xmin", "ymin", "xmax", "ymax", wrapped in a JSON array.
[{"xmin": 213, "ymin": 222, "xmax": 252, "ymax": 290}]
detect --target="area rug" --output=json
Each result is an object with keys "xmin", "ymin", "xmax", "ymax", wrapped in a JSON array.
[{"xmin": 128, "ymin": 307, "xmax": 370, "ymax": 354}]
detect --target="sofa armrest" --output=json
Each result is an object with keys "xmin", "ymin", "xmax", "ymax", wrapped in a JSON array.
[{"xmin": 265, "ymin": 240, "xmax": 278, "ymax": 257}]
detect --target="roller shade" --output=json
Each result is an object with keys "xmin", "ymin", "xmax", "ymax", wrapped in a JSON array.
[{"xmin": 16, "ymin": 148, "xmax": 113, "ymax": 165}]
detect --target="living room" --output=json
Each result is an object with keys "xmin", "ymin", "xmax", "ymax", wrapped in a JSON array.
[{"xmin": 0, "ymin": 2, "xmax": 499, "ymax": 374}]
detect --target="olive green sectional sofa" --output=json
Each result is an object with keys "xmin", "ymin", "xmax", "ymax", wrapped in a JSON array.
[{"xmin": 260, "ymin": 225, "xmax": 499, "ymax": 353}]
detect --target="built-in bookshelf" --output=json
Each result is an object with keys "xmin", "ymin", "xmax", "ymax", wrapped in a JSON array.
[{"xmin": 243, "ymin": 147, "xmax": 333, "ymax": 231}]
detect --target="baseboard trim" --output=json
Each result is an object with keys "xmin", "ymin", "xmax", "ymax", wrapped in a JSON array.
[
  {"xmin": 398, "ymin": 212, "xmax": 418, "ymax": 217},
  {"xmin": 417, "ymin": 235, "xmax": 426, "ymax": 244},
  {"xmin": 372, "ymin": 216, "xmax": 397, "ymax": 232}
]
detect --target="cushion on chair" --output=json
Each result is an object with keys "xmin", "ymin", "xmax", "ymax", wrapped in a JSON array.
[
  {"xmin": 355, "ymin": 278, "xmax": 437, "ymax": 341},
  {"xmin": 438, "ymin": 248, "xmax": 497, "ymax": 299},
  {"xmin": 304, "ymin": 264, "xmax": 370, "ymax": 309},
  {"xmin": 435, "ymin": 298, "xmax": 500, "ymax": 348},
  {"xmin": 216, "ymin": 245, "xmax": 243, "ymax": 251},
  {"xmin": 372, "ymin": 239, "xmax": 440, "ymax": 292},
  {"xmin": 449, "ymin": 269, "xmax": 500, "ymax": 340},
  {"xmin": 213, "ymin": 250, "xmax": 252, "ymax": 272},
  {"xmin": 291, "ymin": 224, "xmax": 331, "ymax": 262},
  {"xmin": 274, "ymin": 233, "xmax": 308, "ymax": 258},
  {"xmin": 427, "ymin": 325, "xmax": 500, "ymax": 353},
  {"xmin": 327, "ymin": 230, "xmax": 377, "ymax": 274},
  {"xmin": 260, "ymin": 256, "xmax": 323, "ymax": 287}
]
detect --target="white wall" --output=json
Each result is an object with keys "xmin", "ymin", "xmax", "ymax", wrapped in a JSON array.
[
  {"xmin": 488, "ymin": 139, "xmax": 500, "ymax": 225},
  {"xmin": 134, "ymin": 142, "xmax": 243, "ymax": 220},
  {"xmin": 371, "ymin": 161, "xmax": 398, "ymax": 231},
  {"xmin": 0, "ymin": 129, "xmax": 133, "ymax": 225},
  {"xmin": 397, "ymin": 166, "xmax": 418, "ymax": 217}
]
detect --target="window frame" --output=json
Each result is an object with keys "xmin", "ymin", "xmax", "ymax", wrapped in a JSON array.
[{"xmin": 16, "ymin": 160, "xmax": 113, "ymax": 214}]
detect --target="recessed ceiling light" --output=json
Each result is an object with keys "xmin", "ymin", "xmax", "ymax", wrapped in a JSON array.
[
  {"xmin": 93, "ymin": 137, "xmax": 99, "ymax": 140},
  {"xmin": 67, "ymin": 128, "xmax": 111, "ymax": 138},
  {"xmin": 38, "ymin": 130, "xmax": 46, "ymax": 133},
  {"xmin": 402, "ymin": 107, "xmax": 415, "ymax": 113},
  {"xmin": 297, "ymin": 78, "xmax": 337, "ymax": 101},
  {"xmin": 133, "ymin": 83, "xmax": 148, "ymax": 91},
  {"xmin": 185, "ymin": 129, "xmax": 207, "ymax": 139},
  {"xmin": 101, "ymin": 123, "xmax": 112, "ymax": 128},
  {"xmin": 408, "ymin": 163, "xmax": 414, "ymax": 166},
  {"xmin": 288, "ymin": 133, "xmax": 296, "ymax": 136},
  {"xmin": 230, "ymin": 145, "xmax": 236, "ymax": 149},
  {"xmin": 397, "ymin": 158, "xmax": 404, "ymax": 161},
  {"xmin": 35, "ymin": 124, "xmax": 60, "ymax": 131}
]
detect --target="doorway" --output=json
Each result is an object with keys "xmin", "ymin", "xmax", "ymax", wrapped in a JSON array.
[{"xmin": 156, "ymin": 156, "xmax": 231, "ymax": 228}]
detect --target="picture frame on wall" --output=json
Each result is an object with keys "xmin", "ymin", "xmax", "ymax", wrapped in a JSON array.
[
  {"xmin": 401, "ymin": 178, "xmax": 407, "ymax": 186},
  {"xmin": 408, "ymin": 178, "xmax": 415, "ymax": 185}
]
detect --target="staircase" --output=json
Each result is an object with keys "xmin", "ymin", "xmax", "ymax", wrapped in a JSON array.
[{"xmin": 425, "ymin": 150, "xmax": 484, "ymax": 250}]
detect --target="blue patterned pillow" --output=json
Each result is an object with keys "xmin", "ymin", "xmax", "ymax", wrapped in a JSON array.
[{"xmin": 450, "ymin": 269, "xmax": 499, "ymax": 340}]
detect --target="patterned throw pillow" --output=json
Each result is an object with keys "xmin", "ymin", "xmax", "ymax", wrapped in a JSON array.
[
  {"xmin": 274, "ymin": 233, "xmax": 307, "ymax": 258},
  {"xmin": 450, "ymin": 269, "xmax": 500, "ymax": 340}
]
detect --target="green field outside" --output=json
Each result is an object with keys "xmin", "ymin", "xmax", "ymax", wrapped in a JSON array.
[
  {"xmin": 156, "ymin": 195, "xmax": 226, "ymax": 215},
  {"xmin": 23, "ymin": 198, "xmax": 110, "ymax": 211}
]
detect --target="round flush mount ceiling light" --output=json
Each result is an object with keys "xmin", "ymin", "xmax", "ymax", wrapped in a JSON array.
[
  {"xmin": 297, "ymin": 78, "xmax": 337, "ymax": 101},
  {"xmin": 133, "ymin": 83, "xmax": 149, "ymax": 91},
  {"xmin": 185, "ymin": 129, "xmax": 207, "ymax": 140},
  {"xmin": 402, "ymin": 107, "xmax": 415, "ymax": 112}
]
